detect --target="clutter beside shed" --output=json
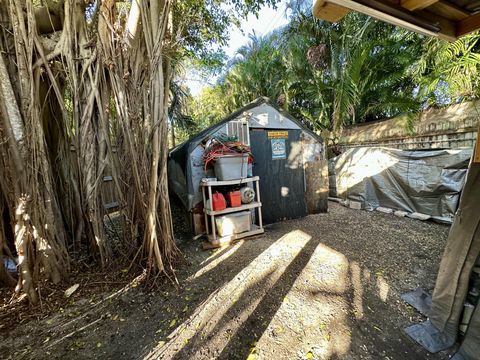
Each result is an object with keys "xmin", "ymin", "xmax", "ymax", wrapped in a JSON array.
[{"xmin": 168, "ymin": 97, "xmax": 328, "ymax": 246}]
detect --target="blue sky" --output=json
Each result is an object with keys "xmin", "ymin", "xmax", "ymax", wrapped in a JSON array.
[{"xmin": 186, "ymin": 1, "xmax": 290, "ymax": 96}]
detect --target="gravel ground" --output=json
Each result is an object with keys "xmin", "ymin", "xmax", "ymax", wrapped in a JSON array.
[{"xmin": 0, "ymin": 202, "xmax": 451, "ymax": 359}]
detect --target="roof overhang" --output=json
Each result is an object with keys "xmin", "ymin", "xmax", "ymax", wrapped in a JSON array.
[{"xmin": 313, "ymin": 0, "xmax": 480, "ymax": 41}]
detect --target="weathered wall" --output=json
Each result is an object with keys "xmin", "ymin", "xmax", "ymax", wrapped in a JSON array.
[
  {"xmin": 302, "ymin": 133, "xmax": 328, "ymax": 214},
  {"xmin": 339, "ymin": 101, "xmax": 480, "ymax": 150}
]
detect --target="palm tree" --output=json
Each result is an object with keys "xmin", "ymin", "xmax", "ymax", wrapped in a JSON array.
[
  {"xmin": 413, "ymin": 32, "xmax": 480, "ymax": 105},
  {"xmin": 281, "ymin": 12, "xmax": 423, "ymax": 132},
  {"xmin": 221, "ymin": 32, "xmax": 286, "ymax": 110}
]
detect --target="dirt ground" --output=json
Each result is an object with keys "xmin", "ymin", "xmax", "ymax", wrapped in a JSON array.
[{"xmin": 0, "ymin": 202, "xmax": 453, "ymax": 360}]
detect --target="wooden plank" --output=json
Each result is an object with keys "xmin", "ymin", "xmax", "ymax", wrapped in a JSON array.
[
  {"xmin": 206, "ymin": 226, "xmax": 264, "ymax": 243},
  {"xmin": 420, "ymin": 8, "xmax": 457, "ymax": 41},
  {"xmin": 474, "ymin": 127, "xmax": 480, "ymax": 163},
  {"xmin": 457, "ymin": 13, "xmax": 480, "ymax": 37},
  {"xmin": 203, "ymin": 228, "xmax": 265, "ymax": 250},
  {"xmin": 313, "ymin": 0, "xmax": 350, "ymax": 22},
  {"xmin": 326, "ymin": 0, "xmax": 457, "ymax": 41},
  {"xmin": 428, "ymin": 1, "xmax": 469, "ymax": 22},
  {"xmin": 104, "ymin": 201, "xmax": 119, "ymax": 210},
  {"xmin": 401, "ymin": 0, "xmax": 438, "ymax": 11},
  {"xmin": 204, "ymin": 202, "xmax": 262, "ymax": 216}
]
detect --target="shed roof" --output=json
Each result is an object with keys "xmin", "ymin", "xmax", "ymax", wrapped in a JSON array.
[{"xmin": 169, "ymin": 97, "xmax": 322, "ymax": 164}]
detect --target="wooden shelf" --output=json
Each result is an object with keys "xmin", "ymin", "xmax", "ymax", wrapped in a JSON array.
[
  {"xmin": 204, "ymin": 225, "xmax": 264, "ymax": 248},
  {"xmin": 200, "ymin": 176, "xmax": 259, "ymax": 187},
  {"xmin": 204, "ymin": 202, "xmax": 262, "ymax": 215}
]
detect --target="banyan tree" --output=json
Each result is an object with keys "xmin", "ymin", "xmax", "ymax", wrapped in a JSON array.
[{"xmin": 0, "ymin": 0, "xmax": 179, "ymax": 304}]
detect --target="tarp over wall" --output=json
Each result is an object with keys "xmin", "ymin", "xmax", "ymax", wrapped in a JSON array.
[{"xmin": 329, "ymin": 147, "xmax": 472, "ymax": 223}]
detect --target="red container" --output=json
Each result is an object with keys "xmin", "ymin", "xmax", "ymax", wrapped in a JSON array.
[
  {"xmin": 226, "ymin": 191, "xmax": 241, "ymax": 208},
  {"xmin": 212, "ymin": 192, "xmax": 226, "ymax": 211}
]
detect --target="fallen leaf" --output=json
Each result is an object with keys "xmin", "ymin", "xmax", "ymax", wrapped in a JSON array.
[
  {"xmin": 97, "ymin": 342, "xmax": 102, "ymax": 348},
  {"xmin": 169, "ymin": 319, "xmax": 177, "ymax": 328},
  {"xmin": 64, "ymin": 284, "xmax": 80, "ymax": 298}
]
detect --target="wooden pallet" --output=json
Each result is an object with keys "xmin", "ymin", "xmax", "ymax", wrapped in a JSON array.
[{"xmin": 202, "ymin": 227, "xmax": 265, "ymax": 250}]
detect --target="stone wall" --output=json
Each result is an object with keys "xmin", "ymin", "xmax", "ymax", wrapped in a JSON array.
[{"xmin": 338, "ymin": 101, "xmax": 480, "ymax": 150}]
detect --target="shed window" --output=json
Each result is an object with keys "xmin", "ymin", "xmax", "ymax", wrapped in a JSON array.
[{"xmin": 226, "ymin": 120, "xmax": 250, "ymax": 145}]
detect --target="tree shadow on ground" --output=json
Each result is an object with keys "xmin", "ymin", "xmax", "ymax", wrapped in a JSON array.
[
  {"xmin": 169, "ymin": 232, "xmax": 321, "ymax": 360},
  {"xmin": 10, "ymin": 202, "xmax": 451, "ymax": 360},
  {"xmin": 218, "ymin": 234, "xmax": 322, "ymax": 359}
]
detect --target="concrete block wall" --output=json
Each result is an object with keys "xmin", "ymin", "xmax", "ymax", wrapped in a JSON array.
[{"xmin": 337, "ymin": 101, "xmax": 480, "ymax": 150}]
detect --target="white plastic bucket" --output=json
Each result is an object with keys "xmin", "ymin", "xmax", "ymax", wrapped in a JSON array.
[{"xmin": 214, "ymin": 154, "xmax": 249, "ymax": 180}]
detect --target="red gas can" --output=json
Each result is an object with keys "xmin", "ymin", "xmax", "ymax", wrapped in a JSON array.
[
  {"xmin": 212, "ymin": 192, "xmax": 227, "ymax": 211},
  {"xmin": 226, "ymin": 191, "xmax": 241, "ymax": 207}
]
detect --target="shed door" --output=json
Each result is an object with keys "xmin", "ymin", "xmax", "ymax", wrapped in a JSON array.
[{"xmin": 249, "ymin": 129, "xmax": 307, "ymax": 224}]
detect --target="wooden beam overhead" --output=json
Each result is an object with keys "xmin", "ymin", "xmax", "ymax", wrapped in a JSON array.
[
  {"xmin": 313, "ymin": 0, "xmax": 350, "ymax": 22},
  {"xmin": 323, "ymin": 0, "xmax": 457, "ymax": 41},
  {"xmin": 401, "ymin": 0, "xmax": 438, "ymax": 11},
  {"xmin": 428, "ymin": 1, "xmax": 470, "ymax": 22},
  {"xmin": 313, "ymin": 0, "xmax": 480, "ymax": 40},
  {"xmin": 457, "ymin": 12, "xmax": 480, "ymax": 37}
]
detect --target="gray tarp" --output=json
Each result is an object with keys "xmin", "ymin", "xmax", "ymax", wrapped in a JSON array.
[{"xmin": 329, "ymin": 147, "xmax": 472, "ymax": 223}]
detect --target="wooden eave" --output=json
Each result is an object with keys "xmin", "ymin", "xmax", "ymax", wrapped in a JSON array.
[{"xmin": 313, "ymin": 0, "xmax": 480, "ymax": 41}]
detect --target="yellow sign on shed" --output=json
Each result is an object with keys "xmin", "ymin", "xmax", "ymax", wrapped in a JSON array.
[{"xmin": 267, "ymin": 131, "xmax": 288, "ymax": 139}]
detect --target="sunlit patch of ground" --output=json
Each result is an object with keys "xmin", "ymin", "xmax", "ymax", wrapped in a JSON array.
[
  {"xmin": 144, "ymin": 204, "xmax": 450, "ymax": 360},
  {"xmin": 0, "ymin": 202, "xmax": 451, "ymax": 360}
]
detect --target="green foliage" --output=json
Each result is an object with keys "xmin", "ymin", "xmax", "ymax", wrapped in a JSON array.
[
  {"xmin": 172, "ymin": 0, "xmax": 280, "ymax": 69},
  {"xmin": 189, "ymin": 86, "xmax": 230, "ymax": 127},
  {"xmin": 192, "ymin": 11, "xmax": 425, "ymax": 133},
  {"xmin": 278, "ymin": 12, "xmax": 424, "ymax": 131},
  {"xmin": 168, "ymin": 0, "xmax": 281, "ymax": 144},
  {"xmin": 182, "ymin": 6, "xmax": 480, "ymax": 137},
  {"xmin": 413, "ymin": 32, "xmax": 480, "ymax": 105}
]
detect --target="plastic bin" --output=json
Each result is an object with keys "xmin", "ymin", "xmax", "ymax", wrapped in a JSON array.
[
  {"xmin": 215, "ymin": 211, "xmax": 251, "ymax": 236},
  {"xmin": 214, "ymin": 154, "xmax": 249, "ymax": 180}
]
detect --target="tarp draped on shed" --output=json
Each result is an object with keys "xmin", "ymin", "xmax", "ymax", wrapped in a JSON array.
[{"xmin": 329, "ymin": 147, "xmax": 472, "ymax": 223}]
